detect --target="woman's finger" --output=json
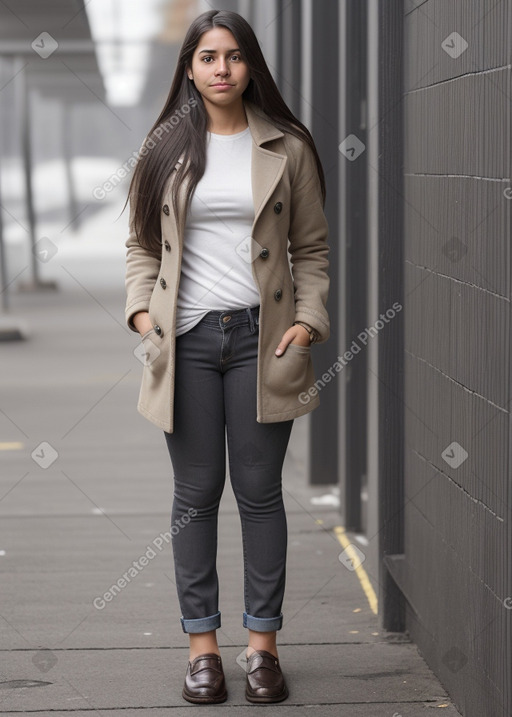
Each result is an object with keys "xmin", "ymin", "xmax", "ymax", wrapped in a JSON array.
[{"xmin": 275, "ymin": 326, "xmax": 308, "ymax": 355}]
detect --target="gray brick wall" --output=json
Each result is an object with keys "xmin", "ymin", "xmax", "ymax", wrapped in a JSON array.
[{"xmin": 402, "ymin": 2, "xmax": 512, "ymax": 715}]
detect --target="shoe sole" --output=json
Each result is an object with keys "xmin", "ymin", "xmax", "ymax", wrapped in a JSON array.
[
  {"xmin": 182, "ymin": 687, "xmax": 227, "ymax": 704},
  {"xmin": 245, "ymin": 685, "xmax": 289, "ymax": 703}
]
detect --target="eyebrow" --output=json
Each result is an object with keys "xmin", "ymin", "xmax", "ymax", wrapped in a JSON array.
[{"xmin": 198, "ymin": 48, "xmax": 241, "ymax": 54}]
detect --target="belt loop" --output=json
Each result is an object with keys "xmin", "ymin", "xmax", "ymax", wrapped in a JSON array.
[{"xmin": 246, "ymin": 307, "xmax": 255, "ymax": 333}]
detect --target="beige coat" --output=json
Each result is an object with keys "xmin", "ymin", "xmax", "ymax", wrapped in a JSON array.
[{"xmin": 125, "ymin": 100, "xmax": 330, "ymax": 433}]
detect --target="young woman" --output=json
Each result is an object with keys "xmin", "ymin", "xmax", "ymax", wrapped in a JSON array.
[{"xmin": 124, "ymin": 8, "xmax": 330, "ymax": 705}]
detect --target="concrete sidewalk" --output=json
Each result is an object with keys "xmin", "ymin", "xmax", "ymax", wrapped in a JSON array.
[{"xmin": 0, "ymin": 285, "xmax": 462, "ymax": 715}]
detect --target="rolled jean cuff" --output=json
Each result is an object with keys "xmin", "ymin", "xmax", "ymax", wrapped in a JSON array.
[
  {"xmin": 180, "ymin": 611, "xmax": 221, "ymax": 634},
  {"xmin": 243, "ymin": 611, "xmax": 283, "ymax": 632}
]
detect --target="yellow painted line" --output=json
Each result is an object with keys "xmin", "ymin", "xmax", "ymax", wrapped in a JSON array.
[
  {"xmin": 334, "ymin": 525, "xmax": 378, "ymax": 615},
  {"xmin": 0, "ymin": 442, "xmax": 24, "ymax": 450}
]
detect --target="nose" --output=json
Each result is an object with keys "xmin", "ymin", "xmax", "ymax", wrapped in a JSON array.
[{"xmin": 215, "ymin": 59, "xmax": 229, "ymax": 76}]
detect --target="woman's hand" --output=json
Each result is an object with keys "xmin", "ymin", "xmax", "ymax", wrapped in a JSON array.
[
  {"xmin": 275, "ymin": 324, "xmax": 311, "ymax": 355},
  {"xmin": 133, "ymin": 311, "xmax": 154, "ymax": 336}
]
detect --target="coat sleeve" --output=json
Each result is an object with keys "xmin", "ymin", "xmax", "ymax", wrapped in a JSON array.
[
  {"xmin": 287, "ymin": 137, "xmax": 330, "ymax": 343},
  {"xmin": 124, "ymin": 195, "xmax": 161, "ymax": 332}
]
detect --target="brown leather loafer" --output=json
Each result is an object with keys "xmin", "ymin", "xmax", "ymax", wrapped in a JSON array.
[
  {"xmin": 245, "ymin": 649, "xmax": 289, "ymax": 703},
  {"xmin": 182, "ymin": 653, "xmax": 227, "ymax": 704}
]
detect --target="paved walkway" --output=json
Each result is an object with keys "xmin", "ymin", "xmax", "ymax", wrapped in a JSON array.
[{"xmin": 0, "ymin": 282, "xmax": 462, "ymax": 715}]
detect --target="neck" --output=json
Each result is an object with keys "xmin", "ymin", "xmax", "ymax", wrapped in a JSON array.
[{"xmin": 205, "ymin": 98, "xmax": 248, "ymax": 135}]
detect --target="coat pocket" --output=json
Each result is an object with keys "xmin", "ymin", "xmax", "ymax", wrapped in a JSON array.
[
  {"xmin": 264, "ymin": 342, "xmax": 313, "ymax": 401},
  {"xmin": 139, "ymin": 329, "xmax": 165, "ymax": 372}
]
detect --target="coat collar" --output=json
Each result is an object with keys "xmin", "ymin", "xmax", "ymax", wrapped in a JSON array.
[{"xmin": 243, "ymin": 100, "xmax": 285, "ymax": 146}]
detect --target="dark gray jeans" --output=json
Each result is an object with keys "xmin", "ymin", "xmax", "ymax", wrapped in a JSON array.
[{"xmin": 163, "ymin": 305, "xmax": 293, "ymax": 634}]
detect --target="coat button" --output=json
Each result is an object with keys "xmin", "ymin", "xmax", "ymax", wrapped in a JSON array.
[
  {"xmin": 260, "ymin": 247, "xmax": 270, "ymax": 259},
  {"xmin": 160, "ymin": 278, "xmax": 167, "ymax": 289},
  {"xmin": 162, "ymin": 204, "xmax": 170, "ymax": 215},
  {"xmin": 274, "ymin": 289, "xmax": 282, "ymax": 301},
  {"xmin": 274, "ymin": 202, "xmax": 283, "ymax": 214},
  {"xmin": 154, "ymin": 324, "xmax": 162, "ymax": 336},
  {"xmin": 164, "ymin": 240, "xmax": 171, "ymax": 252}
]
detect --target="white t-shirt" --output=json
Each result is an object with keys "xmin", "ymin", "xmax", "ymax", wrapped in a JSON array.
[{"xmin": 175, "ymin": 126, "xmax": 260, "ymax": 336}]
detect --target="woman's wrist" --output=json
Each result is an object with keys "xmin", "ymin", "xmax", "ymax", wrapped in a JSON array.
[
  {"xmin": 293, "ymin": 321, "xmax": 318, "ymax": 344},
  {"xmin": 133, "ymin": 311, "xmax": 152, "ymax": 335}
]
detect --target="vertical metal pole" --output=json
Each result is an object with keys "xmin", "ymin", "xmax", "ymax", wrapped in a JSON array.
[
  {"xmin": 307, "ymin": 1, "xmax": 339, "ymax": 486},
  {"xmin": 338, "ymin": 1, "xmax": 348, "ymax": 522},
  {"xmin": 300, "ymin": 0, "xmax": 312, "ymax": 130},
  {"xmin": 376, "ymin": 0, "xmax": 405, "ymax": 632},
  {"xmin": 62, "ymin": 102, "xmax": 80, "ymax": 230},
  {"xmin": 0, "ymin": 128, "xmax": 27, "ymax": 341},
  {"xmin": 279, "ymin": 0, "xmax": 302, "ymax": 117},
  {"xmin": 365, "ymin": 0, "xmax": 380, "ymax": 584},
  {"xmin": 251, "ymin": 0, "xmax": 278, "ymax": 76},
  {"xmin": 18, "ymin": 56, "xmax": 40, "ymax": 286},
  {"xmin": 0, "ymin": 156, "xmax": 8, "ymax": 311},
  {"xmin": 237, "ymin": 0, "xmax": 252, "ymax": 23},
  {"xmin": 343, "ymin": 0, "xmax": 367, "ymax": 527},
  {"xmin": 0, "ymin": 57, "xmax": 7, "ymax": 311}
]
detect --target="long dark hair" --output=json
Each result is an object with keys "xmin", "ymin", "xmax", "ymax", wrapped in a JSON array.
[{"xmin": 125, "ymin": 9, "xmax": 326, "ymax": 259}]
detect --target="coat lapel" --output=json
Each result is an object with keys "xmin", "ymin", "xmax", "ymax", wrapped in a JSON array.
[{"xmin": 243, "ymin": 100, "xmax": 288, "ymax": 230}]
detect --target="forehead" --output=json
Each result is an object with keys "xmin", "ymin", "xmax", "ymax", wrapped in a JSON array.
[{"xmin": 196, "ymin": 26, "xmax": 238, "ymax": 50}]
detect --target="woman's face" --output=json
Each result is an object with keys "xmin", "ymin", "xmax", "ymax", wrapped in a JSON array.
[{"xmin": 187, "ymin": 27, "xmax": 250, "ymax": 111}]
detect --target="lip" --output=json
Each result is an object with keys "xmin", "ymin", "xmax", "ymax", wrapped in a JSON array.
[{"xmin": 211, "ymin": 83, "xmax": 233, "ymax": 88}]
